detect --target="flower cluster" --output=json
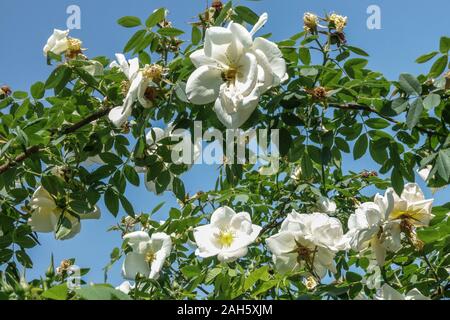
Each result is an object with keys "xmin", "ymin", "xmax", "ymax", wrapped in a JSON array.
[
  {"xmin": 186, "ymin": 13, "xmax": 288, "ymax": 129},
  {"xmin": 302, "ymin": 12, "xmax": 347, "ymax": 34}
]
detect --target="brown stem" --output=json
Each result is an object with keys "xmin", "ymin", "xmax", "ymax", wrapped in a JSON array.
[{"xmin": 0, "ymin": 106, "xmax": 112, "ymax": 175}]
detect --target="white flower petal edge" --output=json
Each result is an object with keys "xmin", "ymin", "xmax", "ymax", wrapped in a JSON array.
[
  {"xmin": 186, "ymin": 13, "xmax": 287, "ymax": 129},
  {"xmin": 43, "ymin": 29, "xmax": 69, "ymax": 56},
  {"xmin": 122, "ymin": 231, "xmax": 172, "ymax": 280},
  {"xmin": 375, "ymin": 284, "xmax": 430, "ymax": 300},
  {"xmin": 317, "ymin": 196, "xmax": 337, "ymax": 216},
  {"xmin": 266, "ymin": 211, "xmax": 345, "ymax": 279},
  {"xmin": 193, "ymin": 206, "xmax": 262, "ymax": 262}
]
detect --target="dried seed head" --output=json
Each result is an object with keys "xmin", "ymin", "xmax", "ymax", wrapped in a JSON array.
[
  {"xmin": 307, "ymin": 86, "xmax": 328, "ymax": 101},
  {"xmin": 212, "ymin": 0, "xmax": 223, "ymax": 12},
  {"xmin": 65, "ymin": 38, "xmax": 83, "ymax": 59},
  {"xmin": 0, "ymin": 85, "xmax": 12, "ymax": 97}
]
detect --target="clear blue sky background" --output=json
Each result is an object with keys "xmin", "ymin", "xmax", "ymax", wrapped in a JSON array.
[{"xmin": 0, "ymin": 0, "xmax": 448, "ymax": 286}]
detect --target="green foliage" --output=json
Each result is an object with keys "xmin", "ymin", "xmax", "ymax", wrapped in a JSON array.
[{"xmin": 0, "ymin": 2, "xmax": 449, "ymax": 301}]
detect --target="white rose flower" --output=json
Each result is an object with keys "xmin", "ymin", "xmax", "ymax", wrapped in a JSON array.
[
  {"xmin": 389, "ymin": 183, "xmax": 434, "ymax": 227},
  {"xmin": 193, "ymin": 206, "xmax": 262, "ymax": 262},
  {"xmin": 266, "ymin": 211, "xmax": 346, "ymax": 279},
  {"xmin": 43, "ymin": 29, "xmax": 69, "ymax": 56},
  {"xmin": 122, "ymin": 231, "xmax": 172, "ymax": 280},
  {"xmin": 375, "ymin": 284, "xmax": 430, "ymax": 300},
  {"xmin": 317, "ymin": 196, "xmax": 337, "ymax": 216},
  {"xmin": 27, "ymin": 186, "xmax": 101, "ymax": 240},
  {"xmin": 345, "ymin": 189, "xmax": 401, "ymax": 265},
  {"xmin": 346, "ymin": 183, "xmax": 434, "ymax": 265},
  {"xmin": 108, "ymin": 54, "xmax": 163, "ymax": 127},
  {"xmin": 186, "ymin": 13, "xmax": 287, "ymax": 129}
]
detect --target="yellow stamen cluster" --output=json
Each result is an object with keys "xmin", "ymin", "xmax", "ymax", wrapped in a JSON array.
[
  {"xmin": 142, "ymin": 64, "xmax": 164, "ymax": 82},
  {"xmin": 221, "ymin": 67, "xmax": 238, "ymax": 83},
  {"xmin": 120, "ymin": 80, "xmax": 131, "ymax": 95},
  {"xmin": 304, "ymin": 276, "xmax": 318, "ymax": 290},
  {"xmin": 218, "ymin": 230, "xmax": 234, "ymax": 247},
  {"xmin": 329, "ymin": 13, "xmax": 347, "ymax": 33},
  {"xmin": 66, "ymin": 38, "xmax": 83, "ymax": 59},
  {"xmin": 145, "ymin": 250, "xmax": 156, "ymax": 264},
  {"xmin": 303, "ymin": 12, "xmax": 319, "ymax": 33}
]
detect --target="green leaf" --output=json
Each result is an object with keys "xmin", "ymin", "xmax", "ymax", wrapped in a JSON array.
[
  {"xmin": 415, "ymin": 51, "xmax": 438, "ymax": 63},
  {"xmin": 76, "ymin": 285, "xmax": 131, "ymax": 300},
  {"xmin": 398, "ymin": 73, "xmax": 422, "ymax": 96},
  {"xmin": 104, "ymin": 188, "xmax": 119, "ymax": 217},
  {"xmin": 117, "ymin": 16, "xmax": 141, "ymax": 28},
  {"xmin": 99, "ymin": 152, "xmax": 123, "ymax": 166},
  {"xmin": 436, "ymin": 150, "xmax": 450, "ymax": 182},
  {"xmin": 299, "ymin": 47, "xmax": 311, "ymax": 65},
  {"xmin": 429, "ymin": 55, "xmax": 448, "ymax": 77},
  {"xmin": 353, "ymin": 134, "xmax": 368, "ymax": 160},
  {"xmin": 30, "ymin": 81, "xmax": 45, "ymax": 99},
  {"xmin": 42, "ymin": 284, "xmax": 68, "ymax": 300},
  {"xmin": 423, "ymin": 93, "xmax": 441, "ymax": 110},
  {"xmin": 301, "ymin": 154, "xmax": 313, "ymax": 178},
  {"xmin": 234, "ymin": 6, "xmax": 259, "ymax": 25},
  {"xmin": 45, "ymin": 65, "xmax": 71, "ymax": 89},
  {"xmin": 172, "ymin": 177, "xmax": 186, "ymax": 201},
  {"xmin": 439, "ymin": 36, "xmax": 450, "ymax": 53},
  {"xmin": 181, "ymin": 265, "xmax": 201, "ymax": 278},
  {"xmin": 346, "ymin": 46, "xmax": 369, "ymax": 57},
  {"xmin": 391, "ymin": 98, "xmax": 409, "ymax": 114},
  {"xmin": 12, "ymin": 91, "xmax": 28, "ymax": 99},
  {"xmin": 124, "ymin": 165, "xmax": 140, "ymax": 186},
  {"xmin": 365, "ymin": 118, "xmax": 390, "ymax": 129},
  {"xmin": 344, "ymin": 58, "xmax": 368, "ymax": 78},
  {"xmin": 406, "ymin": 98, "xmax": 424, "ymax": 129},
  {"xmin": 124, "ymin": 30, "xmax": 147, "ymax": 53},
  {"xmin": 146, "ymin": 8, "xmax": 166, "ymax": 28},
  {"xmin": 391, "ymin": 168, "xmax": 404, "ymax": 196},
  {"xmin": 191, "ymin": 26, "xmax": 202, "ymax": 45},
  {"xmin": 334, "ymin": 137, "xmax": 350, "ymax": 153},
  {"xmin": 120, "ymin": 195, "xmax": 135, "ymax": 217},
  {"xmin": 279, "ymin": 128, "xmax": 292, "ymax": 156},
  {"xmin": 244, "ymin": 266, "xmax": 270, "ymax": 291},
  {"xmin": 346, "ymin": 271, "xmax": 363, "ymax": 283},
  {"xmin": 157, "ymin": 27, "xmax": 184, "ymax": 37}
]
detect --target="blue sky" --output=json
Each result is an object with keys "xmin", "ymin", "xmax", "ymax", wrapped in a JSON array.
[{"xmin": 1, "ymin": 0, "xmax": 448, "ymax": 286}]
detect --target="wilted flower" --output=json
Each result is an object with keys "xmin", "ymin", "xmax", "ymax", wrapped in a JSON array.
[
  {"xmin": 266, "ymin": 212, "xmax": 346, "ymax": 279},
  {"xmin": 328, "ymin": 13, "xmax": 347, "ymax": 33},
  {"xmin": 186, "ymin": 13, "xmax": 287, "ymax": 128},
  {"xmin": 108, "ymin": 54, "xmax": 163, "ymax": 127},
  {"xmin": 122, "ymin": 231, "xmax": 172, "ymax": 280},
  {"xmin": 303, "ymin": 12, "xmax": 319, "ymax": 33},
  {"xmin": 193, "ymin": 206, "xmax": 262, "ymax": 262},
  {"xmin": 0, "ymin": 85, "xmax": 12, "ymax": 98},
  {"xmin": 375, "ymin": 284, "xmax": 430, "ymax": 300},
  {"xmin": 27, "ymin": 186, "xmax": 101, "ymax": 240}
]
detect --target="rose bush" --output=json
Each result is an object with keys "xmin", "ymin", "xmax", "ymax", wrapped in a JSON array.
[{"xmin": 0, "ymin": 2, "xmax": 449, "ymax": 300}]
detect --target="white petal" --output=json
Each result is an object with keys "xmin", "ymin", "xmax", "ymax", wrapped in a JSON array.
[
  {"xmin": 210, "ymin": 206, "xmax": 236, "ymax": 229},
  {"xmin": 108, "ymin": 106, "xmax": 132, "ymax": 128},
  {"xmin": 190, "ymin": 49, "xmax": 218, "ymax": 68},
  {"xmin": 266, "ymin": 231, "xmax": 297, "ymax": 256},
  {"xmin": 253, "ymin": 37, "xmax": 287, "ymax": 83},
  {"xmin": 193, "ymin": 225, "xmax": 221, "ymax": 258},
  {"xmin": 122, "ymin": 252, "xmax": 150, "ymax": 280},
  {"xmin": 218, "ymin": 247, "xmax": 248, "ymax": 262},
  {"xmin": 28, "ymin": 208, "xmax": 59, "ymax": 233},
  {"xmin": 128, "ymin": 58, "xmax": 140, "ymax": 80},
  {"xmin": 186, "ymin": 65, "xmax": 223, "ymax": 105},
  {"xmin": 250, "ymin": 13, "xmax": 269, "ymax": 36},
  {"xmin": 405, "ymin": 289, "xmax": 430, "ymax": 300},
  {"xmin": 123, "ymin": 231, "xmax": 151, "ymax": 254},
  {"xmin": 204, "ymin": 27, "xmax": 233, "ymax": 63},
  {"xmin": 229, "ymin": 22, "xmax": 253, "ymax": 48},
  {"xmin": 377, "ymin": 284, "xmax": 405, "ymax": 300}
]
